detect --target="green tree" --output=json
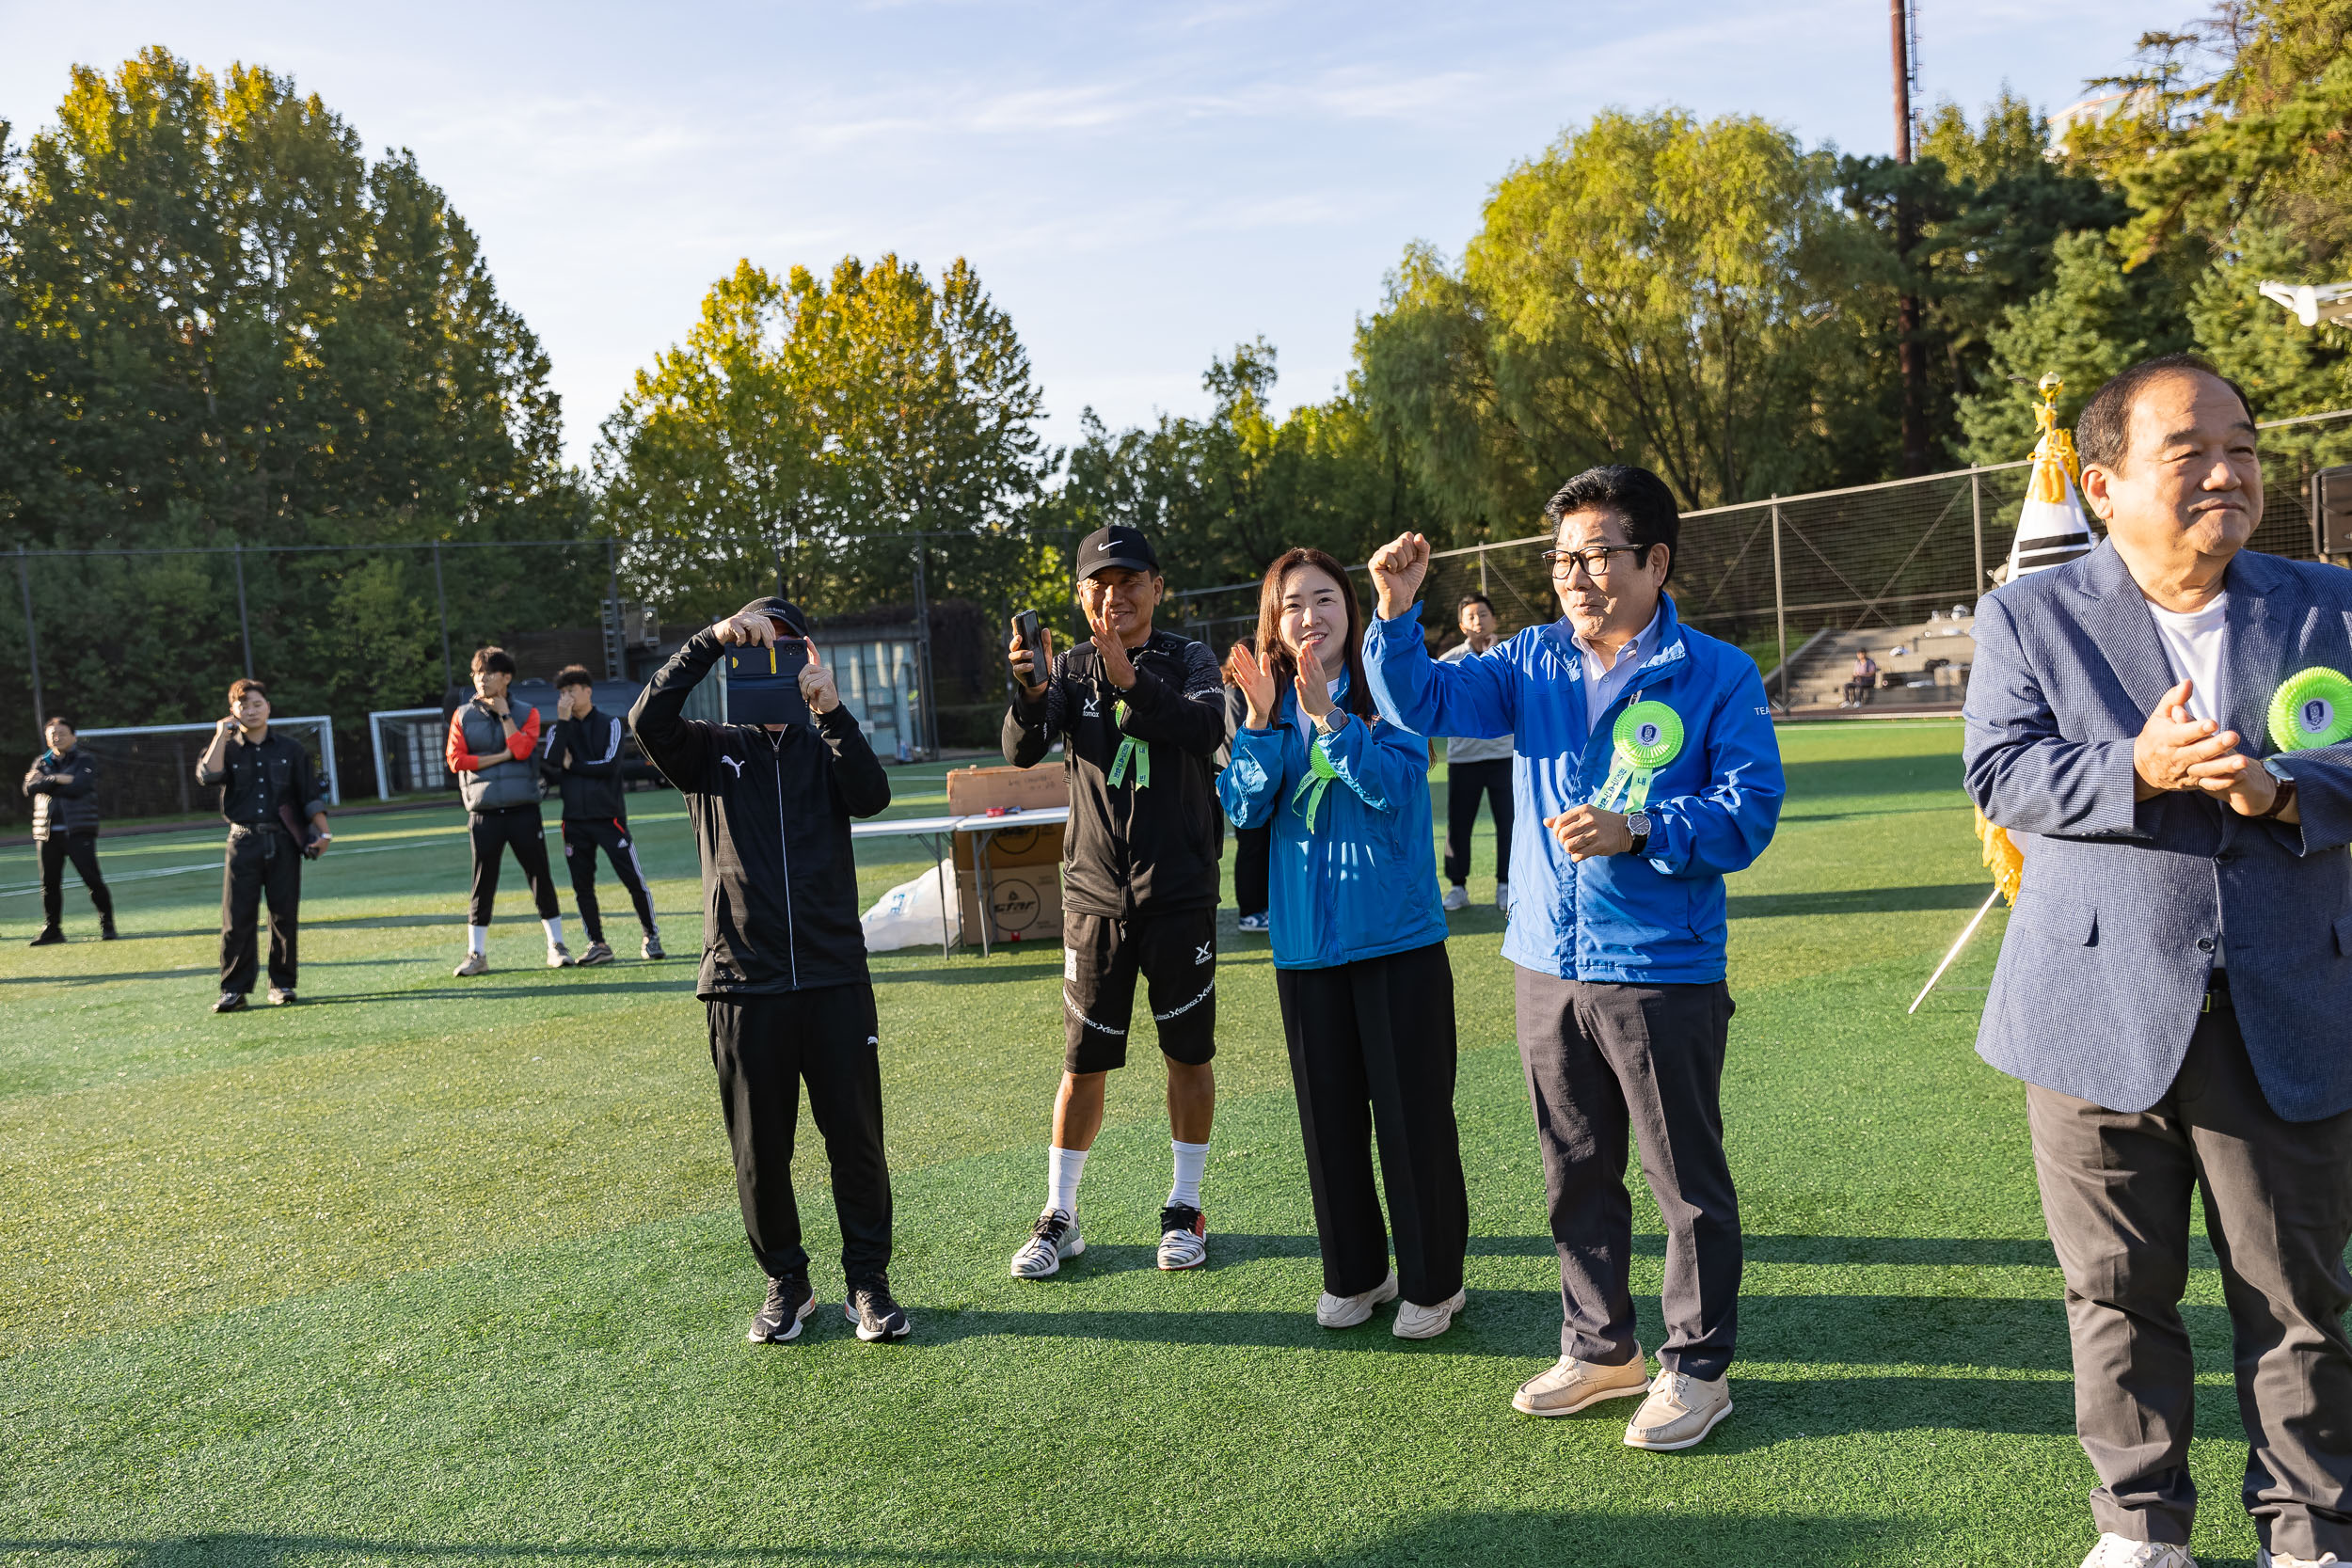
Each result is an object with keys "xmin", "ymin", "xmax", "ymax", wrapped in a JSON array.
[
  {"xmin": 1359, "ymin": 108, "xmax": 1862, "ymax": 531},
  {"xmin": 1957, "ymin": 230, "xmax": 2196, "ymax": 462},
  {"xmin": 0, "ymin": 48, "xmax": 586, "ymax": 762},
  {"xmin": 596, "ymin": 253, "xmax": 1054, "ymax": 626}
]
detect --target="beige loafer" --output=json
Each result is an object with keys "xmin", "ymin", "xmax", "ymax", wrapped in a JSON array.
[
  {"xmin": 1512, "ymin": 1348, "xmax": 1650, "ymax": 1417},
  {"xmin": 1316, "ymin": 1270, "xmax": 1399, "ymax": 1329},
  {"xmin": 1622, "ymin": 1366, "xmax": 1732, "ymax": 1450},
  {"xmin": 1391, "ymin": 1288, "xmax": 1466, "ymax": 1339}
]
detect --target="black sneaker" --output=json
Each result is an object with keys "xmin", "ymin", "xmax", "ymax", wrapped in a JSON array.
[
  {"xmin": 748, "ymin": 1274, "xmax": 815, "ymax": 1344},
  {"xmin": 100, "ymin": 919, "xmax": 119, "ymax": 941},
  {"xmin": 28, "ymin": 927, "xmax": 64, "ymax": 947},
  {"xmin": 212, "ymin": 991, "xmax": 247, "ymax": 1013},
  {"xmin": 843, "ymin": 1277, "xmax": 911, "ymax": 1341}
]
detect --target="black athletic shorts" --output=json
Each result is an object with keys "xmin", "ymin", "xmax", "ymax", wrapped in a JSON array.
[{"xmin": 1061, "ymin": 908, "xmax": 1218, "ymax": 1074}]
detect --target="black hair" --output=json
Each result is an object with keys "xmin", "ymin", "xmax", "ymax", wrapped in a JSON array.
[
  {"xmin": 1544, "ymin": 464, "xmax": 1682, "ymax": 583},
  {"xmin": 1457, "ymin": 592, "xmax": 1494, "ymax": 613},
  {"xmin": 2076, "ymin": 354, "xmax": 2255, "ymax": 471},
  {"xmin": 470, "ymin": 646, "xmax": 516, "ymax": 677},
  {"xmin": 554, "ymin": 664, "xmax": 596, "ymax": 690},
  {"xmin": 43, "ymin": 714, "xmax": 72, "ymax": 731}
]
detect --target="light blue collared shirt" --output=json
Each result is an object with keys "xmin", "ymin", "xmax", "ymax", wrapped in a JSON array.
[{"xmin": 1572, "ymin": 604, "xmax": 1666, "ymax": 737}]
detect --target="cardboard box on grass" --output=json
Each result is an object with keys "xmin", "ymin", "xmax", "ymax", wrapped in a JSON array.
[{"xmin": 946, "ymin": 765, "xmax": 1068, "ymax": 943}]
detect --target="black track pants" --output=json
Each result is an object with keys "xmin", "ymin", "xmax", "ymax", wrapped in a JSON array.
[
  {"xmin": 561, "ymin": 816, "xmax": 656, "ymax": 944},
  {"xmin": 39, "ymin": 831, "xmax": 113, "ymax": 928},
  {"xmin": 1233, "ymin": 822, "xmax": 1271, "ymax": 920},
  {"xmin": 468, "ymin": 804, "xmax": 560, "ymax": 927},
  {"xmin": 1274, "ymin": 941, "xmax": 1468, "ymax": 1307},
  {"xmin": 1443, "ymin": 758, "xmax": 1514, "ymax": 886},
  {"xmin": 707, "ymin": 986, "xmax": 894, "ymax": 1285},
  {"xmin": 219, "ymin": 827, "xmax": 301, "ymax": 995}
]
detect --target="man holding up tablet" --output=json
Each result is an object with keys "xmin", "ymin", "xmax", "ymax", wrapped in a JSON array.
[{"xmin": 631, "ymin": 597, "xmax": 907, "ymax": 1346}]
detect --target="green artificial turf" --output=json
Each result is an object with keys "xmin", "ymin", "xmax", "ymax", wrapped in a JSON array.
[{"xmin": 0, "ymin": 725, "xmax": 2280, "ymax": 1566}]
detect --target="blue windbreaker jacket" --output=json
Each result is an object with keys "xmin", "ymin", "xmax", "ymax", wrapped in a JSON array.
[
  {"xmin": 1216, "ymin": 680, "xmax": 1449, "ymax": 972},
  {"xmin": 1364, "ymin": 594, "xmax": 1783, "ymax": 983}
]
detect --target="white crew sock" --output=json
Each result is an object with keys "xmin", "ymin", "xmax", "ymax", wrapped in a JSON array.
[
  {"xmin": 468, "ymin": 925, "xmax": 488, "ymax": 957},
  {"xmin": 1169, "ymin": 1139, "xmax": 1210, "ymax": 1210},
  {"xmin": 543, "ymin": 916, "xmax": 565, "ymax": 947},
  {"xmin": 1047, "ymin": 1146, "xmax": 1089, "ymax": 1221}
]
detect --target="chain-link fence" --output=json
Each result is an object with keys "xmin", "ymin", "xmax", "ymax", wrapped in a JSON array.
[{"xmin": 1169, "ymin": 407, "xmax": 2352, "ymax": 711}]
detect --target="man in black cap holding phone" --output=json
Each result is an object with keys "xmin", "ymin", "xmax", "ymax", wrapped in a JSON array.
[
  {"xmin": 631, "ymin": 597, "xmax": 907, "ymax": 1345},
  {"xmin": 1004, "ymin": 525, "xmax": 1230, "ymax": 1279}
]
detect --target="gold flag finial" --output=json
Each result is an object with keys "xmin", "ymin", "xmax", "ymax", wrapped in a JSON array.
[{"xmin": 2029, "ymin": 371, "xmax": 2082, "ymax": 495}]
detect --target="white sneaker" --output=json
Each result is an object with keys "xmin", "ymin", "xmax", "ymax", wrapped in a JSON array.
[
  {"xmin": 1441, "ymin": 885, "xmax": 1469, "ymax": 912},
  {"xmin": 2079, "ymin": 1534, "xmax": 2197, "ymax": 1568},
  {"xmin": 1156, "ymin": 1203, "xmax": 1208, "ymax": 1270},
  {"xmin": 1391, "ymin": 1288, "xmax": 1466, "ymax": 1339},
  {"xmin": 547, "ymin": 943, "xmax": 575, "ymax": 968},
  {"xmin": 1316, "ymin": 1270, "xmax": 1399, "ymax": 1328},
  {"xmin": 453, "ymin": 951, "xmax": 488, "ymax": 977},
  {"xmin": 1495, "ymin": 880, "xmax": 1511, "ymax": 914},
  {"xmin": 2257, "ymin": 1549, "xmax": 2338, "ymax": 1567},
  {"xmin": 1010, "ymin": 1208, "xmax": 1083, "ymax": 1278}
]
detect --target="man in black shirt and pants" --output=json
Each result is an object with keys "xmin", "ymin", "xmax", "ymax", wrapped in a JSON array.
[
  {"xmin": 632, "ymin": 597, "xmax": 907, "ymax": 1345},
  {"xmin": 195, "ymin": 678, "xmax": 331, "ymax": 1012},
  {"xmin": 1003, "ymin": 525, "xmax": 1230, "ymax": 1280},
  {"xmin": 541, "ymin": 663, "xmax": 662, "ymax": 965},
  {"xmin": 23, "ymin": 715, "xmax": 116, "ymax": 944}
]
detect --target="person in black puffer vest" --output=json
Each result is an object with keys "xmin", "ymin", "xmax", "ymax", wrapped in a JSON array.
[
  {"xmin": 630, "ymin": 597, "xmax": 908, "ymax": 1346},
  {"xmin": 540, "ymin": 663, "xmax": 661, "ymax": 966},
  {"xmin": 445, "ymin": 646, "xmax": 571, "ymax": 975},
  {"xmin": 23, "ymin": 715, "xmax": 115, "ymax": 944}
]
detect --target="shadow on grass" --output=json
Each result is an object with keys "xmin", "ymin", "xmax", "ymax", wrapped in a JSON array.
[
  {"xmin": 0, "ymin": 1510, "xmax": 1934, "ymax": 1567},
  {"xmin": 0, "ymin": 956, "xmax": 422, "ymax": 987},
  {"xmin": 295, "ymin": 979, "xmax": 700, "ymax": 1006},
  {"xmin": 1727, "ymin": 883, "xmax": 1990, "ymax": 919},
  {"xmin": 1780, "ymin": 752, "xmax": 1963, "ymax": 802}
]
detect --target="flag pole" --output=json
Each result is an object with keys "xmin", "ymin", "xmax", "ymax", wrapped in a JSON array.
[{"xmin": 1909, "ymin": 887, "xmax": 2003, "ymax": 1016}]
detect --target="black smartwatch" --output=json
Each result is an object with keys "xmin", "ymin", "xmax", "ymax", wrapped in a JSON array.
[{"xmin": 1625, "ymin": 810, "xmax": 1652, "ymax": 857}]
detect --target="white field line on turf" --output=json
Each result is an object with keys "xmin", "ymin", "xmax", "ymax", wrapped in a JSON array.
[{"xmin": 0, "ymin": 839, "xmax": 437, "ymax": 897}]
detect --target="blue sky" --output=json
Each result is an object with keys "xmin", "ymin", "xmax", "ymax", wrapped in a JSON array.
[{"xmin": 2, "ymin": 0, "xmax": 2168, "ymax": 467}]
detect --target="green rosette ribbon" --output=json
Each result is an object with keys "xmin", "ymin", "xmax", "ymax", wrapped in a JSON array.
[
  {"xmin": 1107, "ymin": 699, "xmax": 1151, "ymax": 787},
  {"xmin": 2267, "ymin": 667, "xmax": 2352, "ymax": 752},
  {"xmin": 1289, "ymin": 734, "xmax": 1340, "ymax": 831},
  {"xmin": 1592, "ymin": 699, "xmax": 1685, "ymax": 812}
]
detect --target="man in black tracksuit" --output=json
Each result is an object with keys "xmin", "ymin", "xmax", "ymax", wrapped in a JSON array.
[
  {"xmin": 23, "ymin": 716, "xmax": 116, "ymax": 944},
  {"xmin": 540, "ymin": 663, "xmax": 661, "ymax": 966},
  {"xmin": 631, "ymin": 596, "xmax": 907, "ymax": 1345},
  {"xmin": 1003, "ymin": 524, "xmax": 1230, "ymax": 1281}
]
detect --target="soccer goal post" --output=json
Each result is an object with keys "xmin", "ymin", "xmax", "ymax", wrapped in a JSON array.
[
  {"xmin": 74, "ymin": 715, "xmax": 342, "ymax": 816},
  {"xmin": 366, "ymin": 706, "xmax": 456, "ymax": 801}
]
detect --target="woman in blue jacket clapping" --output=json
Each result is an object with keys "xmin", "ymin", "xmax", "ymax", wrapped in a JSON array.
[{"xmin": 1218, "ymin": 546, "xmax": 1468, "ymax": 1340}]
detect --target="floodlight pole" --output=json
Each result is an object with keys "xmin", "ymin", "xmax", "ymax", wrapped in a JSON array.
[
  {"xmin": 1970, "ymin": 470, "xmax": 1986, "ymax": 594},
  {"xmin": 1770, "ymin": 497, "xmax": 1788, "ymax": 711},
  {"xmin": 232, "ymin": 542, "xmax": 254, "ymax": 678},
  {"xmin": 16, "ymin": 546, "xmax": 42, "ymax": 744},
  {"xmin": 606, "ymin": 537, "xmax": 624, "ymax": 680},
  {"xmin": 432, "ymin": 542, "xmax": 453, "ymax": 693}
]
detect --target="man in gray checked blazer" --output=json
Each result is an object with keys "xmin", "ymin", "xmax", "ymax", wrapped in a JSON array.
[{"xmin": 1964, "ymin": 355, "xmax": 2352, "ymax": 1568}]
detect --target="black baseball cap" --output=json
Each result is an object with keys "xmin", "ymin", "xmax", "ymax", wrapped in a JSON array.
[
  {"xmin": 1075, "ymin": 525, "xmax": 1159, "ymax": 581},
  {"xmin": 736, "ymin": 596, "xmax": 812, "ymax": 640}
]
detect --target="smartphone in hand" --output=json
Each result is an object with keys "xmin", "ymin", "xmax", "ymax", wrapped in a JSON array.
[{"xmin": 1012, "ymin": 609, "xmax": 1042, "ymax": 654}]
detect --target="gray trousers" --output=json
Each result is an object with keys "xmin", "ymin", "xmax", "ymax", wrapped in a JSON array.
[
  {"xmin": 1516, "ymin": 968, "xmax": 1741, "ymax": 1379},
  {"xmin": 2027, "ymin": 995, "xmax": 2352, "ymax": 1560}
]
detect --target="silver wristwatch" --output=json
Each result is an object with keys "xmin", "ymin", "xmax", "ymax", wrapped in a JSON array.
[{"xmin": 1625, "ymin": 811, "xmax": 1652, "ymax": 856}]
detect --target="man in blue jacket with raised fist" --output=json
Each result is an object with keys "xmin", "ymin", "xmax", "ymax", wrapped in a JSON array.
[{"xmin": 1366, "ymin": 463, "xmax": 1783, "ymax": 1451}]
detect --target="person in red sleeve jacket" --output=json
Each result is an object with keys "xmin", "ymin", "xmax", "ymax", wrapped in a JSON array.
[{"xmin": 446, "ymin": 646, "xmax": 572, "ymax": 974}]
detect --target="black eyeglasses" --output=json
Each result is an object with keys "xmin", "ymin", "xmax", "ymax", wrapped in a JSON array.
[{"xmin": 1541, "ymin": 545, "xmax": 1649, "ymax": 579}]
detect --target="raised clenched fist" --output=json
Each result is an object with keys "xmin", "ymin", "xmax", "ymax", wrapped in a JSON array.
[{"xmin": 1369, "ymin": 532, "xmax": 1432, "ymax": 620}]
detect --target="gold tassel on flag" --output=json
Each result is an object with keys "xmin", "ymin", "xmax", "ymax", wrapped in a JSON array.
[{"xmin": 1976, "ymin": 808, "xmax": 2022, "ymax": 907}]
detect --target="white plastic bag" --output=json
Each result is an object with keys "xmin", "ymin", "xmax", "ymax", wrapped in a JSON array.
[{"xmin": 861, "ymin": 858, "xmax": 961, "ymax": 951}]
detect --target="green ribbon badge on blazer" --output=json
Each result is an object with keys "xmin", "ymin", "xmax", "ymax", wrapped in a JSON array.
[
  {"xmin": 2268, "ymin": 667, "xmax": 2352, "ymax": 752},
  {"xmin": 1289, "ymin": 732, "xmax": 1341, "ymax": 831},
  {"xmin": 1593, "ymin": 699, "xmax": 1685, "ymax": 812},
  {"xmin": 1106, "ymin": 699, "xmax": 1152, "ymax": 787}
]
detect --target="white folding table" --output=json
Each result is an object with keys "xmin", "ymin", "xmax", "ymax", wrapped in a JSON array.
[{"xmin": 850, "ymin": 805, "xmax": 1071, "ymax": 958}]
